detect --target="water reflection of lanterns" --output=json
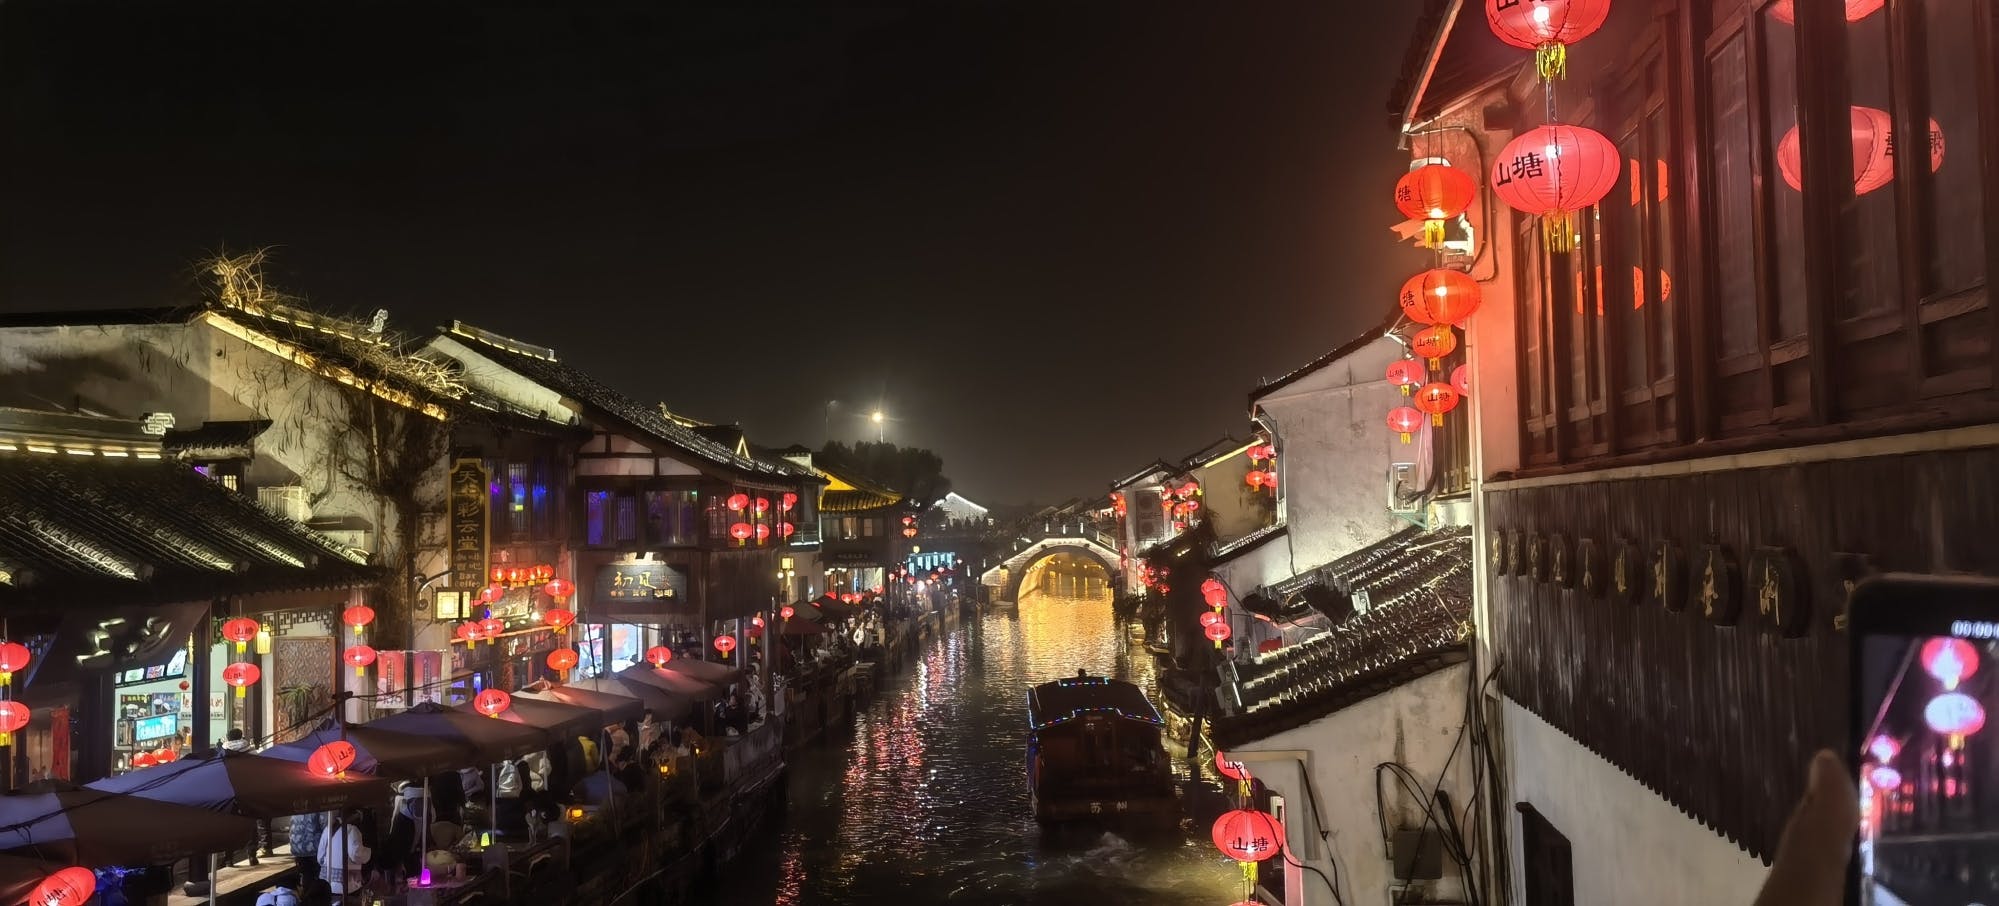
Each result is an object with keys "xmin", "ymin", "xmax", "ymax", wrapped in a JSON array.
[
  {"xmin": 1776, "ymin": 107, "xmax": 1943, "ymax": 197},
  {"xmin": 1920, "ymin": 637, "xmax": 1979, "ymax": 690}
]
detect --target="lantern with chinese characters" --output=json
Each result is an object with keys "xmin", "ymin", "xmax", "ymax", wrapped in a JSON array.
[
  {"xmin": 781, "ymin": 605, "xmax": 796, "ymax": 620},
  {"xmin": 547, "ymin": 648, "xmax": 578, "ymax": 673},
  {"xmin": 1395, "ymin": 163, "xmax": 1478, "ymax": 248},
  {"xmin": 1451, "ymin": 364, "xmax": 1472, "ymax": 397},
  {"xmin": 342, "ymin": 606, "xmax": 375, "ymax": 637},
  {"xmin": 1770, "ymin": 0, "xmax": 1884, "ymax": 25},
  {"xmin": 479, "ymin": 617, "xmax": 505, "ymax": 644},
  {"xmin": 222, "ymin": 618, "xmax": 261, "ymax": 654},
  {"xmin": 1414, "ymin": 383, "xmax": 1463, "ymax": 426},
  {"xmin": 30, "ymin": 868, "xmax": 96, "ymax": 906},
  {"xmin": 1205, "ymin": 621, "xmax": 1232, "ymax": 646},
  {"xmin": 1388, "ymin": 406, "xmax": 1425, "ymax": 444},
  {"xmin": 1411, "ymin": 324, "xmax": 1458, "ymax": 368},
  {"xmin": 1199, "ymin": 610, "xmax": 1226, "ymax": 628},
  {"xmin": 714, "ymin": 635, "xmax": 738, "ymax": 656},
  {"xmin": 1921, "ymin": 637, "xmax": 1980, "ymax": 691},
  {"xmin": 646, "ymin": 646, "xmax": 673, "ymax": 668},
  {"xmin": 726, "ymin": 493, "xmax": 749, "ymax": 512},
  {"xmin": 1491, "ymin": 124, "xmax": 1621, "ymax": 251},
  {"xmin": 222, "ymin": 662, "xmax": 261, "ymax": 698},
  {"xmin": 543, "ymin": 577, "xmax": 575, "ymax": 602},
  {"xmin": 1399, "ymin": 269, "xmax": 1483, "ymax": 325},
  {"xmin": 344, "ymin": 645, "xmax": 377, "ymax": 677},
  {"xmin": 1485, "ymin": 0, "xmax": 1612, "ymax": 82},
  {"xmin": 0, "ymin": 641, "xmax": 31, "ymax": 686},
  {"xmin": 730, "ymin": 523, "xmax": 753, "ymax": 542},
  {"xmin": 473, "ymin": 688, "xmax": 512, "ymax": 718},
  {"xmin": 1215, "ymin": 751, "xmax": 1251, "ymax": 782},
  {"xmin": 543, "ymin": 607, "xmax": 575, "ymax": 633},
  {"xmin": 1926, "ymin": 691, "xmax": 1986, "ymax": 742},
  {"xmin": 1776, "ymin": 106, "xmax": 1943, "ymax": 197},
  {"xmin": 308, "ymin": 740, "xmax": 358, "ymax": 778},
  {"xmin": 1387, "ymin": 359, "xmax": 1427, "ymax": 396},
  {"xmin": 0, "ymin": 700, "xmax": 26, "ymax": 746},
  {"xmin": 1202, "ymin": 577, "xmax": 1228, "ymax": 608},
  {"xmin": 1212, "ymin": 809, "xmax": 1285, "ymax": 862}
]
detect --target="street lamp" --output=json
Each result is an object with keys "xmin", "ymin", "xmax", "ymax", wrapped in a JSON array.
[{"xmin": 871, "ymin": 410, "xmax": 885, "ymax": 443}]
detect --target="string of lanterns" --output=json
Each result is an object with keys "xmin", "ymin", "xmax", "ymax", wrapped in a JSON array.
[
  {"xmin": 1242, "ymin": 444, "xmax": 1277, "ymax": 494},
  {"xmin": 1201, "ymin": 577, "xmax": 1232, "ymax": 649},
  {"xmin": 0, "ymin": 640, "xmax": 31, "ymax": 749},
  {"xmin": 1211, "ymin": 748, "xmax": 1283, "ymax": 904},
  {"xmin": 726, "ymin": 492, "xmax": 796, "ymax": 547},
  {"xmin": 1861, "ymin": 636, "xmax": 1988, "ymax": 839}
]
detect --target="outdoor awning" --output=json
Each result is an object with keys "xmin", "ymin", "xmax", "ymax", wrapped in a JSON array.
[
  {"xmin": 453, "ymin": 696, "xmax": 603, "ymax": 746},
  {"xmin": 781, "ymin": 620, "xmax": 831, "ymax": 636},
  {"xmin": 86, "ymin": 749, "xmax": 390, "ymax": 819},
  {"xmin": 263, "ymin": 722, "xmax": 468, "ymax": 779},
  {"xmin": 519, "ymin": 684, "xmax": 644, "ymax": 726},
  {"xmin": 560, "ymin": 676, "xmax": 693, "ymax": 723},
  {"xmin": 659, "ymin": 657, "xmax": 741, "ymax": 687},
  {"xmin": 616, "ymin": 665, "xmax": 724, "ymax": 703},
  {"xmin": 0, "ymin": 790, "xmax": 256, "ymax": 865},
  {"xmin": 365, "ymin": 703, "xmax": 546, "ymax": 763}
]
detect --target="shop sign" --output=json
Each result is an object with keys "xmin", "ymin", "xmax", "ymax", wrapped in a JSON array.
[
  {"xmin": 449, "ymin": 459, "xmax": 490, "ymax": 590},
  {"xmin": 596, "ymin": 561, "xmax": 687, "ymax": 606}
]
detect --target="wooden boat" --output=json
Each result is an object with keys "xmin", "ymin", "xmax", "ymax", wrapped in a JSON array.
[{"xmin": 1026, "ymin": 672, "xmax": 1177, "ymax": 824}]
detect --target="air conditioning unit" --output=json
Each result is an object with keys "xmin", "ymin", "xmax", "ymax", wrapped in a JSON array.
[
  {"xmin": 257, "ymin": 485, "xmax": 311, "ymax": 523},
  {"xmin": 1388, "ymin": 462, "xmax": 1423, "ymax": 516}
]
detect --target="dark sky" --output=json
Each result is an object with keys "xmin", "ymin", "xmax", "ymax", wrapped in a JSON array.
[{"xmin": 2, "ymin": 0, "xmax": 1425, "ymax": 504}]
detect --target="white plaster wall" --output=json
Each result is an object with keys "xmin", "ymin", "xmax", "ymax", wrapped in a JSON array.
[
  {"xmin": 1258, "ymin": 337, "xmax": 1408, "ymax": 570},
  {"xmin": 1212, "ymin": 535, "xmax": 1291, "ymax": 602},
  {"xmin": 1233, "ymin": 664, "xmax": 1476, "ymax": 906},
  {"xmin": 1503, "ymin": 698, "xmax": 1770, "ymax": 905}
]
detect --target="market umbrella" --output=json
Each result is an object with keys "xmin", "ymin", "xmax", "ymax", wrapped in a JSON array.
[
  {"xmin": 263, "ymin": 720, "xmax": 471, "ymax": 779},
  {"xmin": 86, "ymin": 749, "xmax": 391, "ymax": 819},
  {"xmin": 616, "ymin": 666, "xmax": 724, "ymax": 703},
  {"xmin": 659, "ymin": 657, "xmax": 742, "ymax": 687},
  {"xmin": 781, "ymin": 619, "xmax": 832, "ymax": 636},
  {"xmin": 560, "ymin": 676, "xmax": 692, "ymax": 723},
  {"xmin": 452, "ymin": 696, "xmax": 604, "ymax": 746},
  {"xmin": 0, "ymin": 790, "xmax": 255, "ymax": 865},
  {"xmin": 364, "ymin": 702, "xmax": 546, "ymax": 763},
  {"xmin": 519, "ymin": 684, "xmax": 645, "ymax": 725}
]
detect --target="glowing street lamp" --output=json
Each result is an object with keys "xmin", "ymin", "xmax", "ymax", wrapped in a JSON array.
[{"xmin": 871, "ymin": 410, "xmax": 885, "ymax": 442}]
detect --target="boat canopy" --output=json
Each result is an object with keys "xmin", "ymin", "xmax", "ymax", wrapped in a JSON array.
[{"xmin": 1027, "ymin": 675, "xmax": 1163, "ymax": 730}]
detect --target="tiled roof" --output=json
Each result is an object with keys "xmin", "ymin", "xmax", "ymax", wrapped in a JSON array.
[
  {"xmin": 1386, "ymin": 0, "xmax": 1522, "ymax": 130},
  {"xmin": 1251, "ymin": 310, "xmax": 1400, "ymax": 403},
  {"xmin": 1210, "ymin": 523, "xmax": 1288, "ymax": 563},
  {"xmin": 1212, "ymin": 524, "xmax": 1474, "ymax": 749},
  {"xmin": 1109, "ymin": 460, "xmax": 1176, "ymax": 492},
  {"xmin": 0, "ymin": 452, "xmax": 377, "ymax": 607},
  {"xmin": 445, "ymin": 323, "xmax": 811, "ymax": 481},
  {"xmin": 162, "ymin": 420, "xmax": 272, "ymax": 456}
]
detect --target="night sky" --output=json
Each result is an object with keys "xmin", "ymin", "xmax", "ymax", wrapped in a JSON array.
[{"xmin": 2, "ymin": 1, "xmax": 1424, "ymax": 504}]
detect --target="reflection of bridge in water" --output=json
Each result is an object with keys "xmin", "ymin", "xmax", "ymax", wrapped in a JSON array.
[
  {"xmin": 1018, "ymin": 550, "xmax": 1112, "ymax": 602},
  {"xmin": 982, "ymin": 525, "xmax": 1120, "ymax": 605}
]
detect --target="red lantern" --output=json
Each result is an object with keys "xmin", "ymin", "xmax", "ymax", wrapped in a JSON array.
[
  {"xmin": 714, "ymin": 635, "xmax": 738, "ymax": 656},
  {"xmin": 1776, "ymin": 106, "xmax": 1943, "ymax": 197},
  {"xmin": 221, "ymin": 618, "xmax": 260, "ymax": 653},
  {"xmin": 1386, "ymin": 359, "xmax": 1427, "ymax": 396},
  {"xmin": 342, "ymin": 606, "xmax": 375, "ymax": 636},
  {"xmin": 780, "ymin": 492, "xmax": 798, "ymax": 512},
  {"xmin": 1491, "ymin": 124, "xmax": 1620, "ymax": 250},
  {"xmin": 1394, "ymin": 163, "xmax": 1478, "ymax": 247},
  {"xmin": 1925, "ymin": 691, "xmax": 1986, "ymax": 739},
  {"xmin": 544, "ymin": 577, "xmax": 575, "ymax": 601},
  {"xmin": 730, "ymin": 523, "xmax": 753, "ymax": 542},
  {"xmin": 1414, "ymin": 383, "xmax": 1462, "ymax": 426},
  {"xmin": 1921, "ymin": 638, "xmax": 1980, "ymax": 690},
  {"xmin": 0, "ymin": 641, "xmax": 30, "ymax": 686},
  {"xmin": 222, "ymin": 662, "xmax": 261, "ymax": 698},
  {"xmin": 1399, "ymin": 269, "xmax": 1482, "ymax": 325},
  {"xmin": 30, "ymin": 868, "xmax": 95, "ymax": 906},
  {"xmin": 154, "ymin": 747, "xmax": 179, "ymax": 764},
  {"xmin": 474, "ymin": 688, "xmax": 512, "ymax": 718},
  {"xmin": 902, "ymin": 527, "xmax": 918, "ymax": 538},
  {"xmin": 1199, "ymin": 610, "xmax": 1226, "ymax": 628},
  {"xmin": 751, "ymin": 615, "xmax": 765, "ymax": 629},
  {"xmin": 1215, "ymin": 751, "xmax": 1251, "ymax": 781},
  {"xmin": 726, "ymin": 493, "xmax": 749, "ymax": 512},
  {"xmin": 646, "ymin": 646, "xmax": 673, "ymax": 668},
  {"xmin": 0, "ymin": 700, "xmax": 27, "ymax": 746},
  {"xmin": 1212, "ymin": 809, "xmax": 1285, "ymax": 862},
  {"xmin": 754, "ymin": 524, "xmax": 772, "ymax": 542},
  {"xmin": 1261, "ymin": 471, "xmax": 1278, "ymax": 489},
  {"xmin": 480, "ymin": 584, "xmax": 507, "ymax": 604},
  {"xmin": 479, "ymin": 617, "xmax": 505, "ymax": 643},
  {"xmin": 1245, "ymin": 470, "xmax": 1266, "ymax": 489},
  {"xmin": 1485, "ymin": 0, "xmax": 1612, "ymax": 81},
  {"xmin": 543, "ymin": 607, "xmax": 576, "ymax": 632},
  {"xmin": 780, "ymin": 605, "xmax": 796, "ymax": 620},
  {"xmin": 343, "ymin": 645, "xmax": 377, "ymax": 676},
  {"xmin": 1205, "ymin": 621, "xmax": 1232, "ymax": 644},
  {"xmin": 131, "ymin": 751, "xmax": 158, "ymax": 769},
  {"xmin": 779, "ymin": 522, "xmax": 796, "ymax": 538},
  {"xmin": 1411, "ymin": 324, "xmax": 1458, "ymax": 368},
  {"xmin": 308, "ymin": 740, "xmax": 358, "ymax": 778},
  {"xmin": 1451, "ymin": 364, "xmax": 1472, "ymax": 397},
  {"xmin": 1388, "ymin": 406, "xmax": 1425, "ymax": 444},
  {"xmin": 1201, "ymin": 577, "xmax": 1227, "ymax": 608},
  {"xmin": 1770, "ymin": 0, "xmax": 1884, "ymax": 25},
  {"xmin": 547, "ymin": 648, "xmax": 579, "ymax": 673},
  {"xmin": 754, "ymin": 497, "xmax": 771, "ymax": 514}
]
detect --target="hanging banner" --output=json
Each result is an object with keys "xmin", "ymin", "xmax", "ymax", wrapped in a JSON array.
[
  {"xmin": 375, "ymin": 650, "xmax": 409, "ymax": 710},
  {"xmin": 50, "ymin": 707, "xmax": 70, "ymax": 782},
  {"xmin": 449, "ymin": 460, "xmax": 490, "ymax": 590}
]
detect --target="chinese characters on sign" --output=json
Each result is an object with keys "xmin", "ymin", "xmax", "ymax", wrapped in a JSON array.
[
  {"xmin": 595, "ymin": 561, "xmax": 687, "ymax": 606},
  {"xmin": 449, "ymin": 460, "xmax": 490, "ymax": 591}
]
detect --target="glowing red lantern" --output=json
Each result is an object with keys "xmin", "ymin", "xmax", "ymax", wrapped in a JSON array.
[
  {"xmin": 1485, "ymin": 0, "xmax": 1612, "ymax": 81},
  {"xmin": 0, "ymin": 641, "xmax": 31, "ymax": 686},
  {"xmin": 1199, "ymin": 610, "xmax": 1226, "ymax": 628},
  {"xmin": 343, "ymin": 645, "xmax": 377, "ymax": 676},
  {"xmin": 1770, "ymin": 0, "xmax": 1884, "ymax": 25},
  {"xmin": 1245, "ymin": 470, "xmax": 1266, "ymax": 489},
  {"xmin": 726, "ymin": 493, "xmax": 749, "ymax": 512},
  {"xmin": 473, "ymin": 688, "xmax": 512, "ymax": 718},
  {"xmin": 1925, "ymin": 691, "xmax": 1986, "ymax": 739},
  {"xmin": 753, "ymin": 497, "xmax": 771, "ymax": 515},
  {"xmin": 1399, "ymin": 268, "xmax": 1482, "ymax": 325},
  {"xmin": 1388, "ymin": 406, "xmax": 1425, "ymax": 444},
  {"xmin": 1414, "ymin": 383, "xmax": 1462, "ymax": 426},
  {"xmin": 543, "ymin": 607, "xmax": 575, "ymax": 632},
  {"xmin": 221, "ymin": 618, "xmax": 260, "ymax": 653},
  {"xmin": 780, "ymin": 492, "xmax": 798, "ymax": 512},
  {"xmin": 1491, "ymin": 124, "xmax": 1620, "ymax": 250},
  {"xmin": 751, "ymin": 615, "xmax": 766, "ymax": 630},
  {"xmin": 1201, "ymin": 577, "xmax": 1227, "ymax": 607},
  {"xmin": 780, "ymin": 605, "xmax": 796, "ymax": 620},
  {"xmin": 1215, "ymin": 751, "xmax": 1251, "ymax": 781},
  {"xmin": 0, "ymin": 700, "xmax": 27, "ymax": 746},
  {"xmin": 131, "ymin": 751, "xmax": 157, "ymax": 769},
  {"xmin": 1921, "ymin": 637, "xmax": 1980, "ymax": 690},
  {"xmin": 480, "ymin": 584, "xmax": 507, "ymax": 604},
  {"xmin": 730, "ymin": 523, "xmax": 753, "ymax": 542},
  {"xmin": 1451, "ymin": 364, "xmax": 1472, "ymax": 397},
  {"xmin": 714, "ymin": 635, "xmax": 738, "ymax": 656},
  {"xmin": 1212, "ymin": 809, "xmax": 1285, "ymax": 862},
  {"xmin": 308, "ymin": 740, "xmax": 358, "ymax": 778},
  {"xmin": 547, "ymin": 648, "xmax": 578, "ymax": 673},
  {"xmin": 754, "ymin": 524, "xmax": 772, "ymax": 541},
  {"xmin": 902, "ymin": 527, "xmax": 918, "ymax": 538},
  {"xmin": 154, "ymin": 747, "xmax": 179, "ymax": 764},
  {"xmin": 456, "ymin": 621, "xmax": 483, "ymax": 644},
  {"xmin": 1394, "ymin": 164, "xmax": 1478, "ymax": 248},
  {"xmin": 479, "ymin": 617, "xmax": 505, "ymax": 643},
  {"xmin": 30, "ymin": 868, "xmax": 95, "ymax": 906},
  {"xmin": 1261, "ymin": 471, "xmax": 1278, "ymax": 489},
  {"xmin": 1205, "ymin": 621, "xmax": 1232, "ymax": 644},
  {"xmin": 222, "ymin": 662, "xmax": 261, "ymax": 698},
  {"xmin": 341, "ymin": 606, "xmax": 375, "ymax": 636},
  {"xmin": 1865, "ymin": 764, "xmax": 1902, "ymax": 792},
  {"xmin": 1776, "ymin": 106, "xmax": 1943, "ymax": 197},
  {"xmin": 779, "ymin": 522, "xmax": 796, "ymax": 538},
  {"xmin": 1387, "ymin": 359, "xmax": 1427, "ymax": 396},
  {"xmin": 543, "ymin": 577, "xmax": 575, "ymax": 601},
  {"xmin": 1411, "ymin": 324, "xmax": 1458, "ymax": 368},
  {"xmin": 646, "ymin": 646, "xmax": 673, "ymax": 668}
]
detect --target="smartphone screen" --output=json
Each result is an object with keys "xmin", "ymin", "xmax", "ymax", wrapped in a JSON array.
[{"xmin": 1850, "ymin": 576, "xmax": 1999, "ymax": 905}]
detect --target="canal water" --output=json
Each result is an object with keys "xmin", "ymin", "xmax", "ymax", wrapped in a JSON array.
[{"xmin": 701, "ymin": 591, "xmax": 1242, "ymax": 905}]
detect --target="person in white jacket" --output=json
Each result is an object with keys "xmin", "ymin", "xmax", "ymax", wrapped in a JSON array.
[{"xmin": 317, "ymin": 810, "xmax": 372, "ymax": 899}]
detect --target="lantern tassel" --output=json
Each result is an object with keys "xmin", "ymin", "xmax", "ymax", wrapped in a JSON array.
[
  {"xmin": 1399, "ymin": 385, "xmax": 1411, "ymax": 397},
  {"xmin": 234, "ymin": 686, "xmax": 247, "ymax": 699},
  {"xmin": 1536, "ymin": 42, "xmax": 1567, "ymax": 82},
  {"xmin": 1422, "ymin": 219, "xmax": 1446, "ymax": 249},
  {"xmin": 1543, "ymin": 212, "xmax": 1576, "ymax": 253},
  {"xmin": 1400, "ymin": 432, "xmax": 1412, "ymax": 444},
  {"xmin": 1432, "ymin": 412, "xmax": 1444, "ymax": 427}
]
